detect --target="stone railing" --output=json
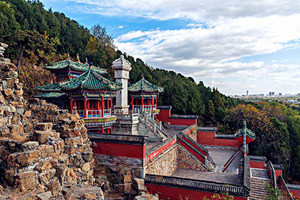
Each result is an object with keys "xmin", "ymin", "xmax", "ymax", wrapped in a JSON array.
[
  {"xmin": 198, "ymin": 127, "xmax": 217, "ymax": 132},
  {"xmin": 242, "ymin": 156, "xmax": 251, "ymax": 191},
  {"xmin": 145, "ymin": 174, "xmax": 250, "ymax": 197},
  {"xmin": 215, "ymin": 134, "xmax": 236, "ymax": 139},
  {"xmin": 89, "ymin": 133, "xmax": 149, "ymax": 145},
  {"xmin": 138, "ymin": 110, "xmax": 168, "ymax": 140},
  {"xmin": 267, "ymin": 161, "xmax": 277, "ymax": 189},
  {"xmin": 278, "ymin": 176, "xmax": 294, "ymax": 200},
  {"xmin": 248, "ymin": 155, "xmax": 267, "ymax": 162}
]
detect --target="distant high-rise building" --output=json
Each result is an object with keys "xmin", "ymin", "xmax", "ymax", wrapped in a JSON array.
[
  {"xmin": 247, "ymin": 90, "xmax": 248, "ymax": 96},
  {"xmin": 279, "ymin": 93, "xmax": 282, "ymax": 96},
  {"xmin": 269, "ymin": 92, "xmax": 275, "ymax": 96}
]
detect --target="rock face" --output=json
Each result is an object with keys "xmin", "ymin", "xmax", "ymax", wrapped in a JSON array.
[{"xmin": 0, "ymin": 43, "xmax": 95, "ymax": 199}]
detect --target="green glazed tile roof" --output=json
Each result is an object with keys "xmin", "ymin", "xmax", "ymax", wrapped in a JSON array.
[
  {"xmin": 234, "ymin": 121, "xmax": 256, "ymax": 140},
  {"xmin": 35, "ymin": 82, "xmax": 61, "ymax": 92},
  {"xmin": 128, "ymin": 78, "xmax": 163, "ymax": 93},
  {"xmin": 35, "ymin": 92, "xmax": 66, "ymax": 98},
  {"xmin": 60, "ymin": 68, "xmax": 122, "ymax": 91},
  {"xmin": 44, "ymin": 59, "xmax": 106, "ymax": 74}
]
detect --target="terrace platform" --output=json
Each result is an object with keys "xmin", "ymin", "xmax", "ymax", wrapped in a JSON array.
[
  {"xmin": 172, "ymin": 169, "xmax": 242, "ymax": 185},
  {"xmin": 205, "ymin": 146, "xmax": 241, "ymax": 173}
]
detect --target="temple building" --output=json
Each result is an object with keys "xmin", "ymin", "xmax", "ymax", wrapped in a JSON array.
[
  {"xmin": 36, "ymin": 58, "xmax": 107, "ymax": 107},
  {"xmin": 60, "ymin": 67, "xmax": 121, "ymax": 134},
  {"xmin": 36, "ymin": 57, "xmax": 121, "ymax": 134},
  {"xmin": 129, "ymin": 77, "xmax": 163, "ymax": 115}
]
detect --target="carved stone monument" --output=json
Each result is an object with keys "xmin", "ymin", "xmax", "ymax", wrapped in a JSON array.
[{"xmin": 112, "ymin": 55, "xmax": 132, "ymax": 114}]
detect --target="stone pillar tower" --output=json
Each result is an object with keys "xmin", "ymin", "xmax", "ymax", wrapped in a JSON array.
[{"xmin": 112, "ymin": 55, "xmax": 132, "ymax": 114}]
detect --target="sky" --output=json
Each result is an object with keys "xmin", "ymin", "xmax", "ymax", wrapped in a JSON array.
[{"xmin": 41, "ymin": 0, "xmax": 300, "ymax": 95}]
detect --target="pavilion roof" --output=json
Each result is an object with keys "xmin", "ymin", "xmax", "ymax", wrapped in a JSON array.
[
  {"xmin": 44, "ymin": 59, "xmax": 106, "ymax": 74},
  {"xmin": 35, "ymin": 82, "xmax": 61, "ymax": 92},
  {"xmin": 35, "ymin": 92, "xmax": 66, "ymax": 98},
  {"xmin": 234, "ymin": 121, "xmax": 256, "ymax": 140},
  {"xmin": 60, "ymin": 68, "xmax": 121, "ymax": 91},
  {"xmin": 128, "ymin": 77, "xmax": 163, "ymax": 93}
]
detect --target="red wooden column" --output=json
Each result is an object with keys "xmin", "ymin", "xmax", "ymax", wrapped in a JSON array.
[
  {"xmin": 141, "ymin": 97, "xmax": 144, "ymax": 111},
  {"xmin": 110, "ymin": 125, "xmax": 113, "ymax": 134},
  {"xmin": 110, "ymin": 97, "xmax": 113, "ymax": 115},
  {"xmin": 107, "ymin": 99, "xmax": 109, "ymax": 115},
  {"xmin": 131, "ymin": 96, "xmax": 134, "ymax": 111},
  {"xmin": 84, "ymin": 96, "xmax": 87, "ymax": 118},
  {"xmin": 101, "ymin": 96, "xmax": 104, "ymax": 117},
  {"xmin": 97, "ymin": 99, "xmax": 100, "ymax": 115},
  {"xmin": 151, "ymin": 97, "xmax": 154, "ymax": 110},
  {"xmin": 70, "ymin": 97, "xmax": 73, "ymax": 114},
  {"xmin": 155, "ymin": 96, "xmax": 157, "ymax": 108}
]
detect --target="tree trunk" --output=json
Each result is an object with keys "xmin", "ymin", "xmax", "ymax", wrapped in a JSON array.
[{"xmin": 17, "ymin": 44, "xmax": 24, "ymax": 72}]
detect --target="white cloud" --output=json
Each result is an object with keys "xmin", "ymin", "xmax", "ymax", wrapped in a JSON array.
[
  {"xmin": 113, "ymin": 14, "xmax": 300, "ymax": 94},
  {"xmin": 118, "ymin": 25, "xmax": 124, "ymax": 29},
  {"xmin": 58, "ymin": 0, "xmax": 300, "ymax": 94},
  {"xmin": 70, "ymin": 0, "xmax": 300, "ymax": 22}
]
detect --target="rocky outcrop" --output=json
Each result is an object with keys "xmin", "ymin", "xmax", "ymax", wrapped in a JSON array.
[{"xmin": 0, "ymin": 43, "xmax": 97, "ymax": 199}]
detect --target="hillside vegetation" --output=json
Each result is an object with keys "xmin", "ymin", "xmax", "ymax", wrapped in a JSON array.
[{"xmin": 0, "ymin": 0, "xmax": 299, "ymax": 181}]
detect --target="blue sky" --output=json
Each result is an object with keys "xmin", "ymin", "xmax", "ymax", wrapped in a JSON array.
[{"xmin": 41, "ymin": 0, "xmax": 300, "ymax": 95}]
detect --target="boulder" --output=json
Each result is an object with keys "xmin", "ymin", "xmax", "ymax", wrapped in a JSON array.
[
  {"xmin": 15, "ymin": 171, "xmax": 37, "ymax": 193},
  {"xmin": 36, "ymin": 191, "xmax": 52, "ymax": 200}
]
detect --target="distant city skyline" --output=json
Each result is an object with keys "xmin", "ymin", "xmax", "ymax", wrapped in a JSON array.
[{"xmin": 41, "ymin": 0, "xmax": 300, "ymax": 95}]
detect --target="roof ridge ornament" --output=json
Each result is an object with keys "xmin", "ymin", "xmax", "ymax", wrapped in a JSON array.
[
  {"xmin": 67, "ymin": 52, "xmax": 70, "ymax": 60},
  {"xmin": 77, "ymin": 53, "xmax": 80, "ymax": 62}
]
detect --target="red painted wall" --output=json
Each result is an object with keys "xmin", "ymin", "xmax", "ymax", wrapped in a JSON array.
[
  {"xmin": 157, "ymin": 108, "xmax": 197, "ymax": 126},
  {"xmin": 157, "ymin": 109, "xmax": 171, "ymax": 122},
  {"xmin": 178, "ymin": 139, "xmax": 205, "ymax": 163},
  {"xmin": 93, "ymin": 142, "xmax": 146, "ymax": 159},
  {"xmin": 145, "ymin": 183, "xmax": 248, "ymax": 200},
  {"xmin": 168, "ymin": 118, "xmax": 197, "ymax": 126},
  {"xmin": 290, "ymin": 189, "xmax": 300, "ymax": 199},
  {"xmin": 250, "ymin": 161, "xmax": 265, "ymax": 169},
  {"xmin": 275, "ymin": 169, "xmax": 282, "ymax": 178},
  {"xmin": 147, "ymin": 138, "xmax": 176, "ymax": 162},
  {"xmin": 181, "ymin": 135, "xmax": 207, "ymax": 156},
  {"xmin": 197, "ymin": 131, "xmax": 241, "ymax": 147}
]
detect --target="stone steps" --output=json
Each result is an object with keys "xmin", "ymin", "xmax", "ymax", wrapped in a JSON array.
[{"xmin": 249, "ymin": 178, "xmax": 271, "ymax": 200}]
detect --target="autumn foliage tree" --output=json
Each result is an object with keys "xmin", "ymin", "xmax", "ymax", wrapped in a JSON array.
[{"xmin": 224, "ymin": 103, "xmax": 292, "ymax": 177}]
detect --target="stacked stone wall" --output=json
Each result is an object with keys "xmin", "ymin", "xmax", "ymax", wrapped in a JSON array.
[
  {"xmin": 0, "ymin": 43, "xmax": 97, "ymax": 199},
  {"xmin": 177, "ymin": 145, "xmax": 208, "ymax": 171},
  {"xmin": 146, "ymin": 144, "xmax": 178, "ymax": 176}
]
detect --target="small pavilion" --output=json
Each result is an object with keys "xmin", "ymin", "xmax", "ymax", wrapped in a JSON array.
[
  {"xmin": 60, "ymin": 67, "xmax": 121, "ymax": 134},
  {"xmin": 128, "ymin": 77, "xmax": 163, "ymax": 114}
]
